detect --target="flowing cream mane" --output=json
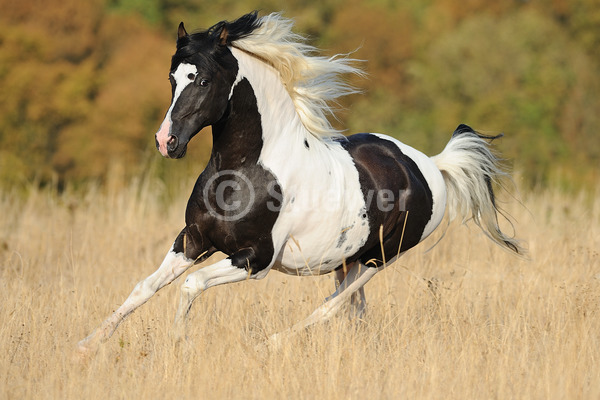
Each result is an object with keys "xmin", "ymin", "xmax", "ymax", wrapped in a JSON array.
[{"xmin": 231, "ymin": 13, "xmax": 365, "ymax": 139}]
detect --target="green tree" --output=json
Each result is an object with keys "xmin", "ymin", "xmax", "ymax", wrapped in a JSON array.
[
  {"xmin": 1, "ymin": 1, "xmax": 599, "ymax": 190},
  {"xmin": 405, "ymin": 10, "xmax": 600, "ymax": 185}
]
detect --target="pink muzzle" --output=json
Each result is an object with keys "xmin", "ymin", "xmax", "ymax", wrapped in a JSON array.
[{"xmin": 155, "ymin": 118, "xmax": 171, "ymax": 157}]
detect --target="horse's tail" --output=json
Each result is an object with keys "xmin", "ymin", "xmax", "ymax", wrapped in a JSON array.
[{"xmin": 431, "ymin": 124, "xmax": 525, "ymax": 255}]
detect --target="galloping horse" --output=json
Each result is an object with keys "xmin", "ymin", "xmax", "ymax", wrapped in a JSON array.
[{"xmin": 78, "ymin": 12, "xmax": 523, "ymax": 353}]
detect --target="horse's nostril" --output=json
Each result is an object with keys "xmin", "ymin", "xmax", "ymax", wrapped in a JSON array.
[{"xmin": 167, "ymin": 135, "xmax": 178, "ymax": 151}]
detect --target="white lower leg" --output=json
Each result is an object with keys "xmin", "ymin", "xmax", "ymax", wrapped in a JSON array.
[
  {"xmin": 78, "ymin": 247, "xmax": 194, "ymax": 352},
  {"xmin": 173, "ymin": 259, "xmax": 252, "ymax": 338}
]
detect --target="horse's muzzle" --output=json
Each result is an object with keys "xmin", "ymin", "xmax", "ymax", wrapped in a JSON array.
[
  {"xmin": 165, "ymin": 135, "xmax": 188, "ymax": 159},
  {"xmin": 166, "ymin": 135, "xmax": 178, "ymax": 153}
]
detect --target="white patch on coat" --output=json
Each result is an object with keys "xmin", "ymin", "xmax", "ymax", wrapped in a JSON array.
[
  {"xmin": 156, "ymin": 63, "xmax": 198, "ymax": 156},
  {"xmin": 230, "ymin": 47, "xmax": 370, "ymax": 277}
]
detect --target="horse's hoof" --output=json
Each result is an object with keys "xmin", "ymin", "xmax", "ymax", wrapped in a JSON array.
[
  {"xmin": 265, "ymin": 332, "xmax": 285, "ymax": 351},
  {"xmin": 72, "ymin": 341, "xmax": 96, "ymax": 364}
]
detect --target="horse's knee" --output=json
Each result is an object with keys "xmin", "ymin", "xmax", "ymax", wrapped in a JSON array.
[
  {"xmin": 181, "ymin": 275, "xmax": 198, "ymax": 295},
  {"xmin": 180, "ymin": 270, "xmax": 208, "ymax": 296},
  {"xmin": 130, "ymin": 279, "xmax": 154, "ymax": 300}
]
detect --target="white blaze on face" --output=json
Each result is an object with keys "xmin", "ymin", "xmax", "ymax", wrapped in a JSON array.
[{"xmin": 156, "ymin": 63, "xmax": 198, "ymax": 156}]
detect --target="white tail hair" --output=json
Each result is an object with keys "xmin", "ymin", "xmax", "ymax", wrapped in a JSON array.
[{"xmin": 432, "ymin": 124, "xmax": 524, "ymax": 255}]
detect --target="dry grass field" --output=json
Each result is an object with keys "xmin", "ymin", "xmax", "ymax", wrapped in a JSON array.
[{"xmin": 1, "ymin": 176, "xmax": 599, "ymax": 399}]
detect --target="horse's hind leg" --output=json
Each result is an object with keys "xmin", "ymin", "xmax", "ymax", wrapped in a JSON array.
[
  {"xmin": 76, "ymin": 234, "xmax": 195, "ymax": 356},
  {"xmin": 269, "ymin": 262, "xmax": 378, "ymax": 347},
  {"xmin": 334, "ymin": 264, "xmax": 367, "ymax": 320}
]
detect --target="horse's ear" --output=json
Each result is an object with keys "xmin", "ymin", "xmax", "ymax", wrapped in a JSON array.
[
  {"xmin": 178, "ymin": 22, "xmax": 188, "ymax": 39},
  {"xmin": 218, "ymin": 25, "xmax": 229, "ymax": 46}
]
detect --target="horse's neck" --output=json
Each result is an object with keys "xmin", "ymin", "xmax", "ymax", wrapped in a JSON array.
[
  {"xmin": 229, "ymin": 47, "xmax": 311, "ymax": 151},
  {"xmin": 218, "ymin": 47, "xmax": 339, "ymax": 184},
  {"xmin": 210, "ymin": 78, "xmax": 264, "ymax": 168}
]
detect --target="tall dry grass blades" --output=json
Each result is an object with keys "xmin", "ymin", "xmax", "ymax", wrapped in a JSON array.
[{"xmin": 0, "ymin": 179, "xmax": 599, "ymax": 399}]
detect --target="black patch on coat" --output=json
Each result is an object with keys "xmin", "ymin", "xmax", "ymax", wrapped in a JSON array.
[
  {"xmin": 339, "ymin": 133, "xmax": 434, "ymax": 268},
  {"xmin": 182, "ymin": 78, "xmax": 282, "ymax": 274}
]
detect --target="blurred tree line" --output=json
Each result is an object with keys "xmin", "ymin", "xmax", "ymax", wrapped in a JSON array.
[{"xmin": 0, "ymin": 0, "xmax": 598, "ymax": 191}]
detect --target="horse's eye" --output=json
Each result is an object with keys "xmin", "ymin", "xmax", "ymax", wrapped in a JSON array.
[
  {"xmin": 200, "ymin": 79, "xmax": 209, "ymax": 87},
  {"xmin": 187, "ymin": 73, "xmax": 195, "ymax": 80}
]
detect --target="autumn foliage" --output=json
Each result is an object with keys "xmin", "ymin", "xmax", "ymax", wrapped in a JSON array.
[{"xmin": 1, "ymin": 0, "xmax": 599, "ymax": 189}]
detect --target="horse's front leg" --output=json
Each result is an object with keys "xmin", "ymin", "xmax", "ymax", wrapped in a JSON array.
[
  {"xmin": 76, "ymin": 229, "xmax": 200, "ymax": 357},
  {"xmin": 173, "ymin": 248, "xmax": 267, "ymax": 342}
]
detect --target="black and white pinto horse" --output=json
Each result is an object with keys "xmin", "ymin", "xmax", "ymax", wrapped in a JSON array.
[{"xmin": 78, "ymin": 12, "xmax": 522, "ymax": 353}]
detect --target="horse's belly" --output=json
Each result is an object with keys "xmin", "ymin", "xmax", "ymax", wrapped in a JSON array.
[
  {"xmin": 273, "ymin": 238, "xmax": 346, "ymax": 276},
  {"xmin": 271, "ymin": 202, "xmax": 370, "ymax": 276}
]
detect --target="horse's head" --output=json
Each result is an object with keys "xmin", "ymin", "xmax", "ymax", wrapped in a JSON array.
[{"xmin": 155, "ymin": 16, "xmax": 255, "ymax": 158}]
